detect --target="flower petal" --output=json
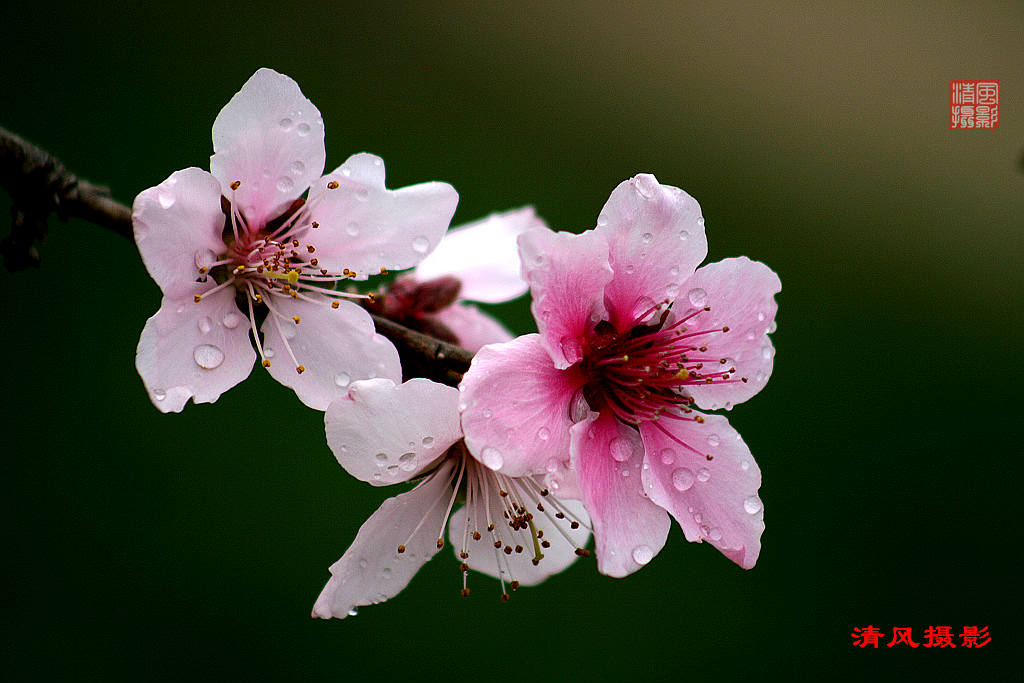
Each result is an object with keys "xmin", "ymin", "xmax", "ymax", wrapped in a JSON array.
[
  {"xmin": 413, "ymin": 207, "xmax": 544, "ymax": 303},
  {"xmin": 303, "ymin": 154, "xmax": 458, "ymax": 278},
  {"xmin": 639, "ymin": 413, "xmax": 763, "ymax": 568},
  {"xmin": 312, "ymin": 460, "xmax": 456, "ymax": 619},
  {"xmin": 133, "ymin": 168, "xmax": 228, "ymax": 301},
  {"xmin": 135, "ymin": 289, "xmax": 255, "ymax": 413},
  {"xmin": 448, "ymin": 495, "xmax": 590, "ymax": 587},
  {"xmin": 518, "ymin": 227, "xmax": 612, "ymax": 368},
  {"xmin": 595, "ymin": 174, "xmax": 708, "ymax": 330},
  {"xmin": 572, "ymin": 411, "xmax": 671, "ymax": 577},
  {"xmin": 431, "ymin": 302, "xmax": 513, "ymax": 353},
  {"xmin": 325, "ymin": 378, "xmax": 462, "ymax": 486},
  {"xmin": 677, "ymin": 257, "xmax": 781, "ymax": 410},
  {"xmin": 261, "ymin": 297, "xmax": 401, "ymax": 411},
  {"xmin": 460, "ymin": 334, "xmax": 582, "ymax": 476},
  {"xmin": 210, "ymin": 68, "xmax": 326, "ymax": 225}
]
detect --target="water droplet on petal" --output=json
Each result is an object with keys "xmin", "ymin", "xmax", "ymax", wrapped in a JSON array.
[
  {"xmin": 609, "ymin": 436, "xmax": 634, "ymax": 462},
  {"xmin": 381, "ymin": 567, "xmax": 392, "ymax": 579},
  {"xmin": 158, "ymin": 190, "xmax": 175, "ymax": 209},
  {"xmin": 290, "ymin": 160, "xmax": 305, "ymax": 175},
  {"xmin": 412, "ymin": 236, "xmax": 430, "ymax": 253},
  {"xmin": 697, "ymin": 468, "xmax": 711, "ymax": 483},
  {"xmin": 624, "ymin": 264, "xmax": 635, "ymax": 274},
  {"xmin": 482, "ymin": 408, "xmax": 492, "ymax": 419},
  {"xmin": 671, "ymin": 468, "xmax": 695, "ymax": 491},
  {"xmin": 481, "ymin": 447, "xmax": 503, "ymax": 470},
  {"xmin": 399, "ymin": 452, "xmax": 416, "ymax": 470},
  {"xmin": 153, "ymin": 390, "xmax": 166, "ymax": 401},
  {"xmin": 709, "ymin": 528, "xmax": 723, "ymax": 541},
  {"xmin": 707, "ymin": 433, "xmax": 721, "ymax": 447},
  {"xmin": 358, "ymin": 558, "xmax": 368, "ymax": 569},
  {"xmin": 745, "ymin": 327, "xmax": 758, "ymax": 341},
  {"xmin": 688, "ymin": 288, "xmax": 708, "ymax": 307},
  {"xmin": 678, "ymin": 230, "xmax": 689, "ymax": 241},
  {"xmin": 264, "ymin": 347, "xmax": 275, "ymax": 358},
  {"xmin": 761, "ymin": 346, "xmax": 773, "ymax": 360},
  {"xmin": 697, "ymin": 217, "xmax": 706, "ymax": 227},
  {"xmin": 334, "ymin": 372, "xmax": 351, "ymax": 388},
  {"xmin": 757, "ymin": 311, "xmax": 766, "ymax": 322},
  {"xmin": 276, "ymin": 176, "xmax": 294, "ymax": 193},
  {"xmin": 345, "ymin": 221, "xmax": 360, "ymax": 236},
  {"xmin": 356, "ymin": 187, "xmax": 369, "ymax": 200},
  {"xmin": 666, "ymin": 283, "xmax": 680, "ymax": 298},
  {"xmin": 559, "ymin": 336, "xmax": 583, "ymax": 363},
  {"xmin": 767, "ymin": 320, "xmax": 777, "ymax": 334},
  {"xmin": 197, "ymin": 317, "xmax": 212, "ymax": 334},
  {"xmin": 422, "ymin": 436, "xmax": 434, "ymax": 448},
  {"xmin": 545, "ymin": 457, "xmax": 559, "ymax": 473},
  {"xmin": 632, "ymin": 545, "xmax": 654, "ymax": 565},
  {"xmin": 375, "ymin": 452, "xmax": 388, "ymax": 462},
  {"xmin": 222, "ymin": 313, "xmax": 242, "ymax": 329},
  {"xmin": 641, "ymin": 232, "xmax": 653, "ymax": 243},
  {"xmin": 741, "ymin": 460, "xmax": 751, "ymax": 471},
  {"xmin": 193, "ymin": 344, "xmax": 224, "ymax": 370},
  {"xmin": 633, "ymin": 176, "xmax": 657, "ymax": 200},
  {"xmin": 537, "ymin": 427, "xmax": 550, "ymax": 440},
  {"xmin": 744, "ymin": 496, "xmax": 763, "ymax": 514},
  {"xmin": 279, "ymin": 118, "xmax": 294, "ymax": 130},
  {"xmin": 660, "ymin": 448, "xmax": 675, "ymax": 465},
  {"xmin": 297, "ymin": 122, "xmax": 311, "ymax": 136}
]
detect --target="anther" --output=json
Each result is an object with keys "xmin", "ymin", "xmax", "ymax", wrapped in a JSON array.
[
  {"xmin": 493, "ymin": 541, "xmax": 502, "ymax": 549},
  {"xmin": 291, "ymin": 240, "xmax": 299, "ymax": 248},
  {"xmin": 436, "ymin": 538, "xmax": 444, "ymax": 549},
  {"xmin": 575, "ymin": 548, "xmax": 591, "ymax": 557},
  {"xmin": 327, "ymin": 181, "xmax": 339, "ymax": 189},
  {"xmin": 460, "ymin": 562, "xmax": 469, "ymax": 571},
  {"xmin": 306, "ymin": 245, "xmax": 315, "ymax": 253},
  {"xmin": 514, "ymin": 545, "xmax": 524, "ymax": 553},
  {"xmin": 487, "ymin": 524, "xmax": 495, "ymax": 532},
  {"xmin": 310, "ymin": 258, "xmax": 318, "ymax": 267},
  {"xmin": 541, "ymin": 540, "xmax": 551, "ymax": 548},
  {"xmin": 198, "ymin": 266, "xmax": 208, "ymax": 274},
  {"xmin": 570, "ymin": 521, "xmax": 580, "ymax": 530},
  {"xmin": 722, "ymin": 326, "xmax": 730, "ymax": 332},
  {"xmin": 331, "ymin": 301, "xmax": 340, "ymax": 309},
  {"xmin": 500, "ymin": 594, "xmax": 510, "ymax": 602},
  {"xmin": 503, "ymin": 546, "xmax": 513, "ymax": 555},
  {"xmin": 695, "ymin": 416, "xmax": 705, "ymax": 424},
  {"xmin": 296, "ymin": 365, "xmax": 306, "ymax": 374},
  {"xmin": 510, "ymin": 581, "xmax": 520, "ymax": 591},
  {"xmin": 397, "ymin": 545, "xmax": 406, "ymax": 554},
  {"xmin": 459, "ymin": 552, "xmax": 468, "ymax": 560},
  {"xmin": 367, "ymin": 292, "xmax": 376, "ymax": 302},
  {"xmin": 460, "ymin": 588, "xmax": 471, "ymax": 597},
  {"xmin": 230, "ymin": 180, "xmax": 241, "ymax": 190},
  {"xmin": 311, "ymin": 221, "xmax": 319, "ymax": 229},
  {"xmin": 262, "ymin": 360, "xmax": 271, "ymax": 368},
  {"xmin": 499, "ymin": 490, "xmax": 508, "ymax": 498},
  {"xmin": 292, "ymin": 316, "xmax": 301, "ymax": 324},
  {"xmin": 193, "ymin": 294, "xmax": 202, "ymax": 303},
  {"xmin": 380, "ymin": 267, "xmax": 388, "ymax": 274},
  {"xmin": 555, "ymin": 512, "xmax": 565, "ymax": 520},
  {"xmin": 472, "ymin": 531, "xmax": 481, "ymax": 540},
  {"xmin": 706, "ymin": 454, "xmax": 714, "ymax": 461}
]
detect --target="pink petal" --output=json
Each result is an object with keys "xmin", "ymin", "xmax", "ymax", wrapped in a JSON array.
[
  {"xmin": 304, "ymin": 154, "xmax": 458, "ymax": 278},
  {"xmin": 132, "ymin": 168, "xmax": 228, "ymax": 301},
  {"xmin": 312, "ymin": 460, "xmax": 456, "ymax": 619},
  {"xmin": 460, "ymin": 334, "xmax": 582, "ymax": 477},
  {"xmin": 448, "ymin": 497, "xmax": 590, "ymax": 587},
  {"xmin": 571, "ymin": 411, "xmax": 671, "ymax": 577},
  {"xmin": 325, "ymin": 378, "xmax": 462, "ymax": 486},
  {"xmin": 677, "ymin": 257, "xmax": 781, "ymax": 410},
  {"xmin": 261, "ymin": 297, "xmax": 400, "ymax": 411},
  {"xmin": 210, "ymin": 68, "xmax": 326, "ymax": 226},
  {"xmin": 639, "ymin": 413, "xmax": 763, "ymax": 568},
  {"xmin": 595, "ymin": 174, "xmax": 708, "ymax": 330},
  {"xmin": 135, "ymin": 289, "xmax": 255, "ymax": 413},
  {"xmin": 413, "ymin": 207, "xmax": 545, "ymax": 303},
  {"xmin": 431, "ymin": 303, "xmax": 513, "ymax": 353},
  {"xmin": 518, "ymin": 227, "xmax": 612, "ymax": 369}
]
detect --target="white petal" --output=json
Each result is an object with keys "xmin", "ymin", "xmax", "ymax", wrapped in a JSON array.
[
  {"xmin": 325, "ymin": 378, "xmax": 462, "ymax": 486},
  {"xmin": 312, "ymin": 461, "xmax": 456, "ymax": 619}
]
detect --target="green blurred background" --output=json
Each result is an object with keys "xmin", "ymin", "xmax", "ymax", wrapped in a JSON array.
[{"xmin": 2, "ymin": 1, "xmax": 1020, "ymax": 679}]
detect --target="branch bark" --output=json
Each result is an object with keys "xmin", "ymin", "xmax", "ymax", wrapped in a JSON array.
[{"xmin": 0, "ymin": 125, "xmax": 474, "ymax": 383}]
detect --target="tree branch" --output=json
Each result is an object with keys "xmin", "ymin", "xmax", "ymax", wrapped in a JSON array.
[{"xmin": 0, "ymin": 125, "xmax": 474, "ymax": 383}]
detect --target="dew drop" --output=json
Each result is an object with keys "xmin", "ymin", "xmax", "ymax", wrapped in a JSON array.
[
  {"xmin": 671, "ymin": 468, "xmax": 695, "ymax": 491},
  {"xmin": 707, "ymin": 433, "xmax": 721, "ymax": 447},
  {"xmin": 278, "ymin": 118, "xmax": 293, "ymax": 130},
  {"xmin": 334, "ymin": 372, "xmax": 351, "ymax": 388},
  {"xmin": 631, "ymin": 545, "xmax": 654, "ymax": 565},
  {"xmin": 481, "ymin": 447, "xmax": 504, "ymax": 470},
  {"xmin": 761, "ymin": 346, "xmax": 773, "ymax": 360},
  {"xmin": 755, "ymin": 370, "xmax": 766, "ymax": 382},
  {"xmin": 634, "ymin": 176, "xmax": 657, "ymax": 200},
  {"xmin": 264, "ymin": 347, "xmax": 275, "ymax": 358},
  {"xmin": 744, "ymin": 496, "xmax": 763, "ymax": 514},
  {"xmin": 482, "ymin": 408, "xmax": 492, "ymax": 419},
  {"xmin": 678, "ymin": 230, "xmax": 689, "ymax": 241},
  {"xmin": 158, "ymin": 190, "xmax": 175, "ymax": 209},
  {"xmin": 665, "ymin": 283, "xmax": 680, "ymax": 298},
  {"xmin": 709, "ymin": 528, "xmax": 723, "ymax": 541},
  {"xmin": 375, "ymin": 452, "xmax": 388, "ymax": 462},
  {"xmin": 276, "ymin": 176, "xmax": 294, "ymax": 193},
  {"xmin": 560, "ymin": 336, "xmax": 583, "ymax": 363},
  {"xmin": 659, "ymin": 448, "xmax": 675, "ymax": 465},
  {"xmin": 624, "ymin": 264, "xmax": 635, "ymax": 274},
  {"xmin": 197, "ymin": 317, "xmax": 212, "ymax": 334},
  {"xmin": 153, "ymin": 390, "xmax": 166, "ymax": 401},
  {"xmin": 741, "ymin": 460, "xmax": 751, "ymax": 471},
  {"xmin": 358, "ymin": 558, "xmax": 368, "ymax": 569},
  {"xmin": 545, "ymin": 457, "xmax": 559, "ymax": 473},
  {"xmin": 356, "ymin": 187, "xmax": 369, "ymax": 200},
  {"xmin": 697, "ymin": 216, "xmax": 706, "ymax": 227},
  {"xmin": 422, "ymin": 436, "xmax": 434, "ymax": 448},
  {"xmin": 609, "ymin": 437, "xmax": 634, "ymax": 462},
  {"xmin": 688, "ymin": 288, "xmax": 708, "ymax": 307},
  {"xmin": 290, "ymin": 160, "xmax": 305, "ymax": 175},
  {"xmin": 757, "ymin": 311, "xmax": 766, "ymax": 322},
  {"xmin": 193, "ymin": 344, "xmax": 224, "ymax": 370},
  {"xmin": 381, "ymin": 567, "xmax": 392, "ymax": 579},
  {"xmin": 537, "ymin": 427, "xmax": 550, "ymax": 441},
  {"xmin": 767, "ymin": 320, "xmax": 777, "ymax": 334},
  {"xmin": 641, "ymin": 232, "xmax": 653, "ymax": 244},
  {"xmin": 399, "ymin": 452, "xmax": 416, "ymax": 471},
  {"xmin": 296, "ymin": 122, "xmax": 311, "ymax": 136},
  {"xmin": 412, "ymin": 236, "xmax": 430, "ymax": 253},
  {"xmin": 746, "ymin": 327, "xmax": 758, "ymax": 341},
  {"xmin": 697, "ymin": 468, "xmax": 712, "ymax": 483},
  {"xmin": 222, "ymin": 313, "xmax": 241, "ymax": 329}
]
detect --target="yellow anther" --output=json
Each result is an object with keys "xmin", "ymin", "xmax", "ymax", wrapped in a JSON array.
[
  {"xmin": 331, "ymin": 301, "xmax": 340, "ymax": 309},
  {"xmin": 193, "ymin": 294, "xmax": 202, "ymax": 303},
  {"xmin": 287, "ymin": 269, "xmax": 299, "ymax": 284},
  {"xmin": 327, "ymin": 181, "xmax": 339, "ymax": 189},
  {"xmin": 292, "ymin": 316, "xmax": 301, "ymax": 324},
  {"xmin": 397, "ymin": 544, "xmax": 406, "ymax": 554},
  {"xmin": 622, "ymin": 355, "xmax": 629, "ymax": 362},
  {"xmin": 379, "ymin": 267, "xmax": 388, "ymax": 275},
  {"xmin": 367, "ymin": 292, "xmax": 376, "ymax": 302},
  {"xmin": 230, "ymin": 180, "xmax": 241, "ymax": 190},
  {"xmin": 296, "ymin": 365, "xmax": 306, "ymax": 374},
  {"xmin": 198, "ymin": 266, "xmax": 208, "ymax": 274},
  {"xmin": 311, "ymin": 221, "xmax": 319, "ymax": 229},
  {"xmin": 676, "ymin": 370, "xmax": 690, "ymax": 380},
  {"xmin": 262, "ymin": 360, "xmax": 271, "ymax": 368},
  {"xmin": 695, "ymin": 416, "xmax": 705, "ymax": 424}
]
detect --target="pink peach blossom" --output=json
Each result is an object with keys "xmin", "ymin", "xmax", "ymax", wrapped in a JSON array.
[
  {"xmin": 133, "ymin": 68, "xmax": 458, "ymax": 412},
  {"xmin": 459, "ymin": 174, "xmax": 780, "ymax": 577},
  {"xmin": 313, "ymin": 378, "xmax": 589, "ymax": 618}
]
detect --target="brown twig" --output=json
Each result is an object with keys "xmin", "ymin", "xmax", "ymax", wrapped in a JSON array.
[{"xmin": 0, "ymin": 125, "xmax": 474, "ymax": 384}]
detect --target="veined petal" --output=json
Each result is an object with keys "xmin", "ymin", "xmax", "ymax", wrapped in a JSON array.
[
  {"xmin": 431, "ymin": 302, "xmax": 513, "ymax": 353},
  {"xmin": 304, "ymin": 154, "xmax": 458, "ymax": 278},
  {"xmin": 572, "ymin": 411, "xmax": 671, "ymax": 577},
  {"xmin": 595, "ymin": 174, "xmax": 708, "ymax": 330},
  {"xmin": 210, "ymin": 68, "xmax": 326, "ymax": 225},
  {"xmin": 312, "ymin": 460, "xmax": 456, "ymax": 619},
  {"xmin": 133, "ymin": 168, "xmax": 228, "ymax": 301},
  {"xmin": 460, "ymin": 335, "xmax": 581, "ymax": 477},
  {"xmin": 325, "ymin": 378, "xmax": 461, "ymax": 486},
  {"xmin": 518, "ymin": 227, "xmax": 612, "ymax": 369},
  {"xmin": 135, "ymin": 290, "xmax": 255, "ymax": 413},
  {"xmin": 262, "ymin": 297, "xmax": 400, "ymax": 411},
  {"xmin": 448, "ymin": 497, "xmax": 590, "ymax": 587},
  {"xmin": 639, "ymin": 413, "xmax": 763, "ymax": 569},
  {"xmin": 414, "ymin": 207, "xmax": 544, "ymax": 303},
  {"xmin": 678, "ymin": 257, "xmax": 781, "ymax": 410}
]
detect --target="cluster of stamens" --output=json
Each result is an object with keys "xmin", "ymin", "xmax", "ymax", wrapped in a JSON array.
[
  {"xmin": 397, "ymin": 444, "xmax": 590, "ymax": 602},
  {"xmin": 582, "ymin": 301, "xmax": 745, "ymax": 459},
  {"xmin": 192, "ymin": 179, "xmax": 384, "ymax": 375}
]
